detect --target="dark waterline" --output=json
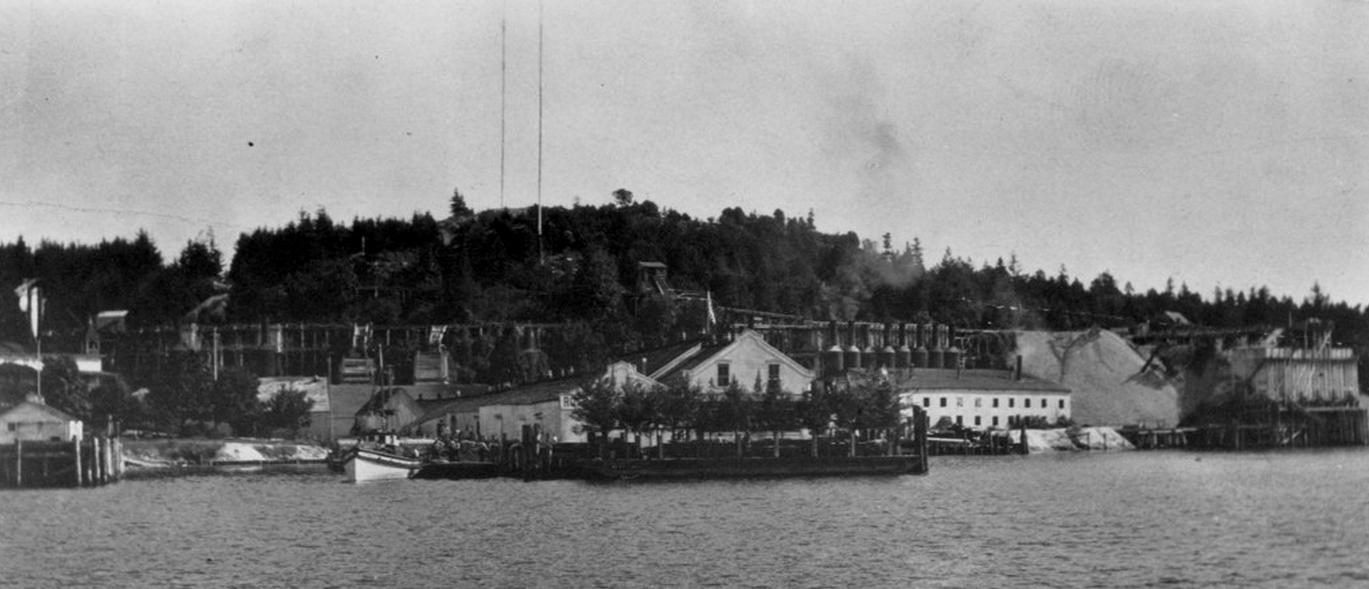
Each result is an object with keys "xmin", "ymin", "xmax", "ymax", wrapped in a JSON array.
[{"xmin": 3, "ymin": 449, "xmax": 1368, "ymax": 588}]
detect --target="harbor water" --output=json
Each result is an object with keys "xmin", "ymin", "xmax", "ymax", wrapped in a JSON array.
[{"xmin": 3, "ymin": 449, "xmax": 1369, "ymax": 588}]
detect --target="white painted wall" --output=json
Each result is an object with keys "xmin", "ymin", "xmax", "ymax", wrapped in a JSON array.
[
  {"xmin": 901, "ymin": 391, "xmax": 1071, "ymax": 430},
  {"xmin": 0, "ymin": 403, "xmax": 83, "ymax": 443},
  {"xmin": 680, "ymin": 331, "xmax": 814, "ymax": 395}
]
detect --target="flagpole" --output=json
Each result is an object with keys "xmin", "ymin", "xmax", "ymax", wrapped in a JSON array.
[{"xmin": 32, "ymin": 286, "xmax": 41, "ymax": 402}]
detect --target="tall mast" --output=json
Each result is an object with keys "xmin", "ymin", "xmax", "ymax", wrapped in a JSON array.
[
  {"xmin": 537, "ymin": 0, "xmax": 545, "ymax": 263},
  {"xmin": 500, "ymin": 0, "xmax": 507, "ymax": 209}
]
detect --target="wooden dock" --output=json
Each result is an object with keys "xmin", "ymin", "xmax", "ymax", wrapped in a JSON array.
[
  {"xmin": 576, "ymin": 455, "xmax": 925, "ymax": 481},
  {"xmin": 1116, "ymin": 427, "xmax": 1198, "ymax": 450},
  {"xmin": 0, "ymin": 438, "xmax": 123, "ymax": 489},
  {"xmin": 1193, "ymin": 406, "xmax": 1367, "ymax": 450}
]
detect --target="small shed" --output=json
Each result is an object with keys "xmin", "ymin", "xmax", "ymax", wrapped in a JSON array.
[{"xmin": 0, "ymin": 400, "xmax": 83, "ymax": 443}]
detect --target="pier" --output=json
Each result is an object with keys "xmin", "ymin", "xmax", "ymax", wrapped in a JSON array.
[{"xmin": 0, "ymin": 438, "xmax": 123, "ymax": 489}]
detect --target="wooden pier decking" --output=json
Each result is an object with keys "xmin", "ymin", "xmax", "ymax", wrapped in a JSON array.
[{"xmin": 0, "ymin": 438, "xmax": 123, "ymax": 489}]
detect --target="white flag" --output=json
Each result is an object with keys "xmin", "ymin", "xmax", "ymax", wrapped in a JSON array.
[
  {"xmin": 706, "ymin": 290, "xmax": 717, "ymax": 326},
  {"xmin": 14, "ymin": 280, "xmax": 41, "ymax": 338}
]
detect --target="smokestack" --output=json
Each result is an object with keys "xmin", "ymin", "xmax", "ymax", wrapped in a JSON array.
[
  {"xmin": 895, "ymin": 323, "xmax": 911, "ymax": 369},
  {"xmin": 825, "ymin": 320, "xmax": 844, "ymax": 376},
  {"xmin": 929, "ymin": 323, "xmax": 945, "ymax": 369},
  {"xmin": 1015, "ymin": 355, "xmax": 1023, "ymax": 381},
  {"xmin": 912, "ymin": 323, "xmax": 928, "ymax": 368},
  {"xmin": 880, "ymin": 323, "xmax": 896, "ymax": 369}
]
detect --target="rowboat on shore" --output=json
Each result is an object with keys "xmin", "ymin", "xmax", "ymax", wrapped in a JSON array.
[{"xmin": 342, "ymin": 447, "xmax": 422, "ymax": 483}]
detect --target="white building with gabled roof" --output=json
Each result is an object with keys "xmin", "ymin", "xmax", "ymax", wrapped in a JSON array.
[
  {"xmin": 659, "ymin": 330, "xmax": 815, "ymax": 395},
  {"xmin": 0, "ymin": 397, "xmax": 83, "ymax": 443}
]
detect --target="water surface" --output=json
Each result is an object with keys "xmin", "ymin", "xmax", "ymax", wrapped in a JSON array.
[{"xmin": 3, "ymin": 450, "xmax": 1367, "ymax": 588}]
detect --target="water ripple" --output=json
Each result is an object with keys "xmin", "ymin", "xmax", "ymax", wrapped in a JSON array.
[{"xmin": 3, "ymin": 451, "xmax": 1369, "ymax": 587}]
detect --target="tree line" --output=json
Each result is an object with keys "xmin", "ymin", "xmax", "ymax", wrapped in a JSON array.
[
  {"xmin": 570, "ymin": 374, "xmax": 906, "ymax": 459},
  {"xmin": 2, "ymin": 187, "xmax": 1367, "ymax": 406},
  {"xmin": 31, "ymin": 352, "xmax": 315, "ymax": 438}
]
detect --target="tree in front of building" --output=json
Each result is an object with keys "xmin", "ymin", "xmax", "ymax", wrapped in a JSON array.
[
  {"xmin": 858, "ymin": 379, "xmax": 903, "ymax": 455},
  {"xmin": 755, "ymin": 384, "xmax": 797, "ymax": 458},
  {"xmin": 796, "ymin": 386, "xmax": 834, "ymax": 458},
  {"xmin": 261, "ymin": 388, "xmax": 314, "ymax": 438},
  {"xmin": 617, "ymin": 381, "xmax": 659, "ymax": 456},
  {"xmin": 146, "ymin": 351, "xmax": 214, "ymax": 435},
  {"xmin": 717, "ymin": 382, "xmax": 754, "ymax": 458},
  {"xmin": 571, "ymin": 377, "xmax": 621, "ymax": 458},
  {"xmin": 214, "ymin": 367, "xmax": 263, "ymax": 436},
  {"xmin": 654, "ymin": 383, "xmax": 702, "ymax": 458}
]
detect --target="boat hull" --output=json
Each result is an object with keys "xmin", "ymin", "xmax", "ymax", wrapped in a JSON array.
[{"xmin": 344, "ymin": 448, "xmax": 421, "ymax": 483}]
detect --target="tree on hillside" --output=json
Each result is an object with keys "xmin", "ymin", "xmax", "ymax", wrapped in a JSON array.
[
  {"xmin": 40, "ymin": 355, "xmax": 89, "ymax": 421},
  {"xmin": 450, "ymin": 187, "xmax": 473, "ymax": 219},
  {"xmin": 91, "ymin": 380, "xmax": 145, "ymax": 434}
]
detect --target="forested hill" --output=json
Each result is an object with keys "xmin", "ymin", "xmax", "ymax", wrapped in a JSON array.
[{"xmin": 1, "ymin": 192, "xmax": 1366, "ymax": 356}]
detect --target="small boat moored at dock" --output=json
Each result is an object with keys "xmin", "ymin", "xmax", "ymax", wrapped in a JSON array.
[{"xmin": 343, "ymin": 447, "xmax": 422, "ymax": 483}]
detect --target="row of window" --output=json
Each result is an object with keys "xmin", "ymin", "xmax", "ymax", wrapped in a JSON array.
[
  {"xmin": 715, "ymin": 363, "xmax": 782, "ymax": 388},
  {"xmin": 922, "ymin": 396, "xmax": 1066, "ymax": 409},
  {"xmin": 950, "ymin": 415, "xmax": 1053, "ymax": 427}
]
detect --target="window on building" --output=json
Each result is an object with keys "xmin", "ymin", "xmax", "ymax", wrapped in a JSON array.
[
  {"xmin": 716, "ymin": 363, "xmax": 730, "ymax": 386},
  {"xmin": 922, "ymin": 397, "xmax": 930, "ymax": 408},
  {"xmin": 992, "ymin": 398, "xmax": 999, "ymax": 408},
  {"xmin": 1024, "ymin": 398, "xmax": 1032, "ymax": 408},
  {"xmin": 956, "ymin": 397, "xmax": 964, "ymax": 407},
  {"xmin": 974, "ymin": 398, "xmax": 982, "ymax": 408},
  {"xmin": 767, "ymin": 363, "xmax": 781, "ymax": 391},
  {"xmin": 974, "ymin": 416, "xmax": 982, "ymax": 426},
  {"xmin": 1008, "ymin": 398, "xmax": 1015, "ymax": 408},
  {"xmin": 939, "ymin": 397, "xmax": 947, "ymax": 408},
  {"xmin": 955, "ymin": 416, "xmax": 963, "ymax": 426},
  {"xmin": 6, "ymin": 423, "xmax": 13, "ymax": 432},
  {"xmin": 992, "ymin": 416, "xmax": 999, "ymax": 427},
  {"xmin": 1059, "ymin": 399, "xmax": 1065, "ymax": 409}
]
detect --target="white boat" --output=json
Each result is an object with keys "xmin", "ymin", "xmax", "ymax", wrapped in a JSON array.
[{"xmin": 343, "ymin": 447, "xmax": 421, "ymax": 483}]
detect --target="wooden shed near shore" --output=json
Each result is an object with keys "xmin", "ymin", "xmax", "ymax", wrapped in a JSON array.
[{"xmin": 0, "ymin": 398, "xmax": 83, "ymax": 444}]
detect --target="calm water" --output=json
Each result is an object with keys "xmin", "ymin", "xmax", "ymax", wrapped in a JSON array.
[{"xmin": 3, "ymin": 450, "xmax": 1369, "ymax": 588}]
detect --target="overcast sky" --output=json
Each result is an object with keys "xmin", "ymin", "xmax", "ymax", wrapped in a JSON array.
[{"xmin": 2, "ymin": 1, "xmax": 1366, "ymax": 306}]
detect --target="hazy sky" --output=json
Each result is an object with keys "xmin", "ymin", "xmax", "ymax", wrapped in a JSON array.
[{"xmin": 2, "ymin": 1, "xmax": 1366, "ymax": 306}]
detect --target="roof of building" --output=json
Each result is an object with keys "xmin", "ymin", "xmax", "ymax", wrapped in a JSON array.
[
  {"xmin": 665, "ymin": 330, "xmax": 814, "ymax": 380},
  {"xmin": 620, "ymin": 339, "xmax": 706, "ymax": 378},
  {"xmin": 329, "ymin": 384, "xmax": 381, "ymax": 420},
  {"xmin": 669, "ymin": 342, "xmax": 729, "ymax": 375},
  {"xmin": 0, "ymin": 400, "xmax": 80, "ymax": 423},
  {"xmin": 414, "ymin": 376, "xmax": 585, "ymax": 425},
  {"xmin": 894, "ymin": 368, "xmax": 1070, "ymax": 394},
  {"xmin": 0, "ymin": 340, "xmax": 33, "ymax": 355}
]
